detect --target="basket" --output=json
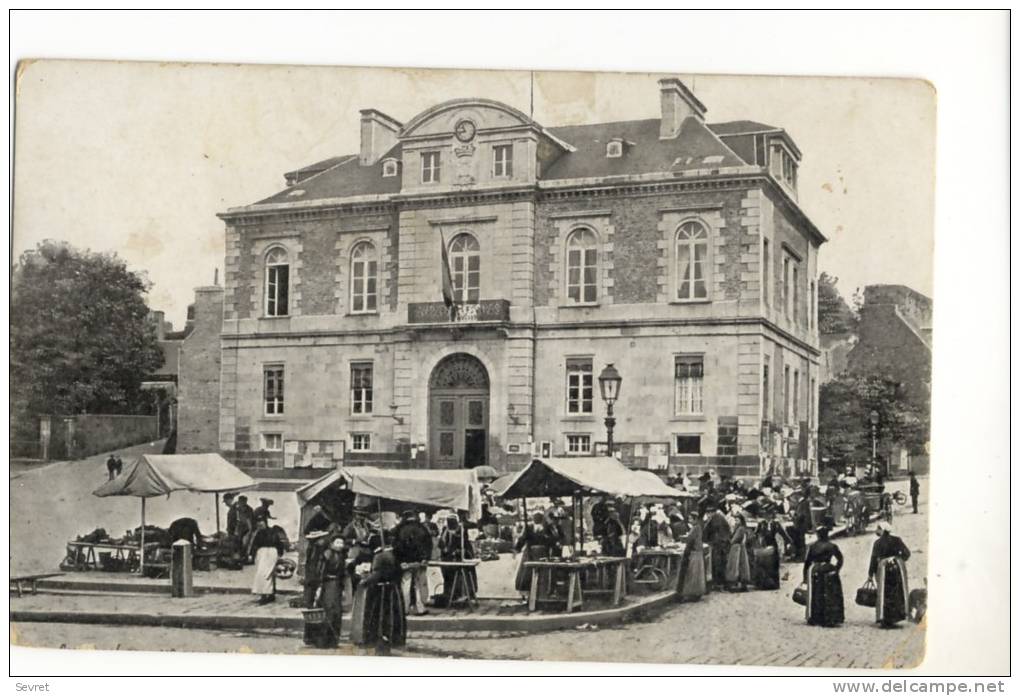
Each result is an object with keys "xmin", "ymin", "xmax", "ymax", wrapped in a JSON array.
[
  {"xmin": 855, "ymin": 579, "xmax": 877, "ymax": 607},
  {"xmin": 792, "ymin": 583, "xmax": 808, "ymax": 606},
  {"xmin": 302, "ymin": 608, "xmax": 327, "ymax": 623}
]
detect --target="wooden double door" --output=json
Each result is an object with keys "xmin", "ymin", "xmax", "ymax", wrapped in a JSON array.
[{"xmin": 429, "ymin": 390, "xmax": 489, "ymax": 469}]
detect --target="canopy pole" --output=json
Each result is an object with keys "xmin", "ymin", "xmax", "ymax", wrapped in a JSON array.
[
  {"xmin": 140, "ymin": 498, "xmax": 146, "ymax": 576},
  {"xmin": 579, "ymin": 494, "xmax": 585, "ymax": 553},
  {"xmin": 377, "ymin": 498, "xmax": 385, "ymax": 548},
  {"xmin": 215, "ymin": 492, "xmax": 221, "ymax": 537}
]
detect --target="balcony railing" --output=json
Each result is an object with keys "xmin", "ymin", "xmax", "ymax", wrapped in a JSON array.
[{"xmin": 407, "ymin": 299, "xmax": 510, "ymax": 325}]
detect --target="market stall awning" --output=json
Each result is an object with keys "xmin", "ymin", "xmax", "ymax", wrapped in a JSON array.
[
  {"xmin": 487, "ymin": 472, "xmax": 518, "ymax": 497},
  {"xmin": 295, "ymin": 466, "xmax": 482, "ymax": 520},
  {"xmin": 92, "ymin": 453, "xmax": 256, "ymax": 498},
  {"xmin": 500, "ymin": 457, "xmax": 686, "ymax": 500}
]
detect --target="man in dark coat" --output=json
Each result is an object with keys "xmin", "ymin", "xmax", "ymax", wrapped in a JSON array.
[
  {"xmin": 393, "ymin": 509, "xmax": 433, "ymax": 615},
  {"xmin": 234, "ymin": 495, "xmax": 256, "ymax": 562},
  {"xmin": 438, "ymin": 513, "xmax": 476, "ymax": 604},
  {"xmin": 909, "ymin": 473, "xmax": 920, "ymax": 514},
  {"xmin": 703, "ymin": 504, "xmax": 732, "ymax": 589},
  {"xmin": 106, "ymin": 455, "xmax": 118, "ymax": 481},
  {"xmin": 168, "ymin": 517, "xmax": 203, "ymax": 547},
  {"xmin": 600, "ymin": 503, "xmax": 627, "ymax": 557},
  {"xmin": 788, "ymin": 492, "xmax": 814, "ymax": 561}
]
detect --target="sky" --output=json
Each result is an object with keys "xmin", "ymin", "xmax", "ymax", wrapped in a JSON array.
[{"xmin": 13, "ymin": 61, "xmax": 935, "ymax": 327}]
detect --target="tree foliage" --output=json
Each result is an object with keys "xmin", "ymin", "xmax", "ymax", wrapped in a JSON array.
[
  {"xmin": 11, "ymin": 241, "xmax": 164, "ymax": 430},
  {"xmin": 818, "ymin": 373, "xmax": 929, "ymax": 467},
  {"xmin": 817, "ymin": 272, "xmax": 858, "ymax": 335}
]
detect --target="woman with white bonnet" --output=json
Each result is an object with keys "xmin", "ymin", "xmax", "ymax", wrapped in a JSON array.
[{"xmin": 868, "ymin": 520, "xmax": 911, "ymax": 627}]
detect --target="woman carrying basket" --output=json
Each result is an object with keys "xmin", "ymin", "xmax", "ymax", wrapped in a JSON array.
[
  {"xmin": 868, "ymin": 521, "xmax": 911, "ymax": 627},
  {"xmin": 802, "ymin": 525, "xmax": 845, "ymax": 627}
]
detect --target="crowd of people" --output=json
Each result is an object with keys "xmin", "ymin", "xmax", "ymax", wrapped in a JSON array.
[
  {"xmin": 248, "ymin": 465, "xmax": 920, "ymax": 651},
  {"xmin": 297, "ymin": 503, "xmax": 487, "ymax": 650}
]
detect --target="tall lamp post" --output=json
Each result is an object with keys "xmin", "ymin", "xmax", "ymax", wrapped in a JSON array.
[
  {"xmin": 598, "ymin": 363, "xmax": 622, "ymax": 458},
  {"xmin": 869, "ymin": 409, "xmax": 880, "ymax": 471}
]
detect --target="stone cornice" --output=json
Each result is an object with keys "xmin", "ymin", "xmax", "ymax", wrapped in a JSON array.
[
  {"xmin": 221, "ymin": 315, "xmax": 821, "ymax": 356},
  {"xmin": 217, "ymin": 170, "xmax": 825, "ymax": 246}
]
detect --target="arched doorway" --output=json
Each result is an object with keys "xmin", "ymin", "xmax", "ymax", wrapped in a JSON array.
[{"xmin": 429, "ymin": 353, "xmax": 489, "ymax": 468}]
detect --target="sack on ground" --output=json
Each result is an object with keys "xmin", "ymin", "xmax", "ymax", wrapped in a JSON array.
[{"xmin": 792, "ymin": 583, "xmax": 808, "ymax": 606}]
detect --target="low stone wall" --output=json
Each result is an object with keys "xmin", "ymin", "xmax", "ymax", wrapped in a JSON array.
[{"xmin": 43, "ymin": 414, "xmax": 159, "ymax": 460}]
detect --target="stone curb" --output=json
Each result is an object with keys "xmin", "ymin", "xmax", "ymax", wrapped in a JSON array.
[{"xmin": 12, "ymin": 590, "xmax": 676, "ymax": 636}]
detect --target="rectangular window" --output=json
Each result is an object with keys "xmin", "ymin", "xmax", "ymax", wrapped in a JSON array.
[
  {"xmin": 782, "ymin": 256, "xmax": 790, "ymax": 316},
  {"xmin": 351, "ymin": 363, "xmax": 374, "ymax": 415},
  {"xmin": 262, "ymin": 433, "xmax": 282, "ymax": 451},
  {"xmin": 266, "ymin": 264, "xmax": 289, "ymax": 316},
  {"xmin": 762, "ymin": 357, "xmax": 770, "ymax": 420},
  {"xmin": 674, "ymin": 355, "xmax": 705, "ymax": 415},
  {"xmin": 492, "ymin": 144, "xmax": 513, "ymax": 178},
  {"xmin": 566, "ymin": 358, "xmax": 594, "ymax": 415},
  {"xmin": 421, "ymin": 151, "xmax": 441, "ymax": 184},
  {"xmin": 674, "ymin": 435, "xmax": 701, "ymax": 455},
  {"xmin": 762, "ymin": 238, "xmax": 770, "ymax": 307},
  {"xmin": 783, "ymin": 365, "xmax": 791, "ymax": 425},
  {"xmin": 350, "ymin": 433, "xmax": 371, "ymax": 452},
  {"xmin": 809, "ymin": 376, "xmax": 816, "ymax": 430},
  {"xmin": 793, "ymin": 265, "xmax": 800, "ymax": 324},
  {"xmin": 264, "ymin": 366, "xmax": 284, "ymax": 416},
  {"xmin": 793, "ymin": 369, "xmax": 800, "ymax": 421},
  {"xmin": 809, "ymin": 280, "xmax": 816, "ymax": 331},
  {"xmin": 566, "ymin": 434, "xmax": 592, "ymax": 455}
]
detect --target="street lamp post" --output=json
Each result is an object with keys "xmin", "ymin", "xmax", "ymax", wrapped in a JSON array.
[{"xmin": 598, "ymin": 363, "xmax": 622, "ymax": 458}]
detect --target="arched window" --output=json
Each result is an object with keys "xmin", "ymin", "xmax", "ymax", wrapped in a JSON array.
[
  {"xmin": 264, "ymin": 246, "xmax": 289, "ymax": 316},
  {"xmin": 675, "ymin": 221, "xmax": 709, "ymax": 300},
  {"xmin": 350, "ymin": 242, "xmax": 378, "ymax": 313},
  {"xmin": 449, "ymin": 233, "xmax": 480, "ymax": 303},
  {"xmin": 565, "ymin": 228, "xmax": 599, "ymax": 304}
]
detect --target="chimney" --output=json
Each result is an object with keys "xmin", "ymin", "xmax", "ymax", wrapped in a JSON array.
[
  {"xmin": 359, "ymin": 109, "xmax": 402, "ymax": 166},
  {"xmin": 658, "ymin": 78, "xmax": 707, "ymax": 139},
  {"xmin": 150, "ymin": 310, "xmax": 166, "ymax": 341}
]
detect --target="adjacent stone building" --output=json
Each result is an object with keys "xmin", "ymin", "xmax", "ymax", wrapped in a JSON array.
[
  {"xmin": 211, "ymin": 77, "xmax": 826, "ymax": 477},
  {"xmin": 846, "ymin": 284, "xmax": 932, "ymax": 473}
]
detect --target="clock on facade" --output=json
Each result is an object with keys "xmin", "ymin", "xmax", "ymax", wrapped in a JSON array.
[{"xmin": 454, "ymin": 119, "xmax": 477, "ymax": 142}]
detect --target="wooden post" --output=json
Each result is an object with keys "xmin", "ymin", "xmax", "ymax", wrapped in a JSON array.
[
  {"xmin": 140, "ymin": 497, "xmax": 146, "ymax": 576},
  {"xmin": 215, "ymin": 493, "xmax": 221, "ymax": 537},
  {"xmin": 377, "ymin": 498, "xmax": 385, "ymax": 547}
]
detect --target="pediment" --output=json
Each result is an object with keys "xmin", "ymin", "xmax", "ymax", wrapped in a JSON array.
[{"xmin": 400, "ymin": 99, "xmax": 534, "ymax": 139}]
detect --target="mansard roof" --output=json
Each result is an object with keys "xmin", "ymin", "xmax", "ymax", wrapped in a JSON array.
[{"xmin": 251, "ymin": 113, "xmax": 777, "ymax": 207}]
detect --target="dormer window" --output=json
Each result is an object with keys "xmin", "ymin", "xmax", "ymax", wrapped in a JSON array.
[
  {"xmin": 770, "ymin": 143, "xmax": 798, "ymax": 191},
  {"xmin": 381, "ymin": 158, "xmax": 399, "ymax": 178},
  {"xmin": 492, "ymin": 144, "xmax": 513, "ymax": 178},
  {"xmin": 606, "ymin": 139, "xmax": 624, "ymax": 158}
]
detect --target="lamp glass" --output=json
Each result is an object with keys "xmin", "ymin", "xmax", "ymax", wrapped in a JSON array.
[{"xmin": 598, "ymin": 363, "xmax": 622, "ymax": 404}]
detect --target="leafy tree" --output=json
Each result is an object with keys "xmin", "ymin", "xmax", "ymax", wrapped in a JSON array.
[
  {"xmin": 818, "ymin": 373, "xmax": 929, "ymax": 467},
  {"xmin": 11, "ymin": 241, "xmax": 164, "ymax": 434},
  {"xmin": 817, "ymin": 272, "xmax": 858, "ymax": 335}
]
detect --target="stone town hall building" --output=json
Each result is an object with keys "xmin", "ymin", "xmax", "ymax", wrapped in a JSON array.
[{"xmin": 194, "ymin": 77, "xmax": 825, "ymax": 477}]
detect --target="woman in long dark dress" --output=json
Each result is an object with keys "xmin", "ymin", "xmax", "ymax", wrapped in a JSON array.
[
  {"xmin": 349, "ymin": 546, "xmax": 407, "ymax": 650},
  {"xmin": 675, "ymin": 512, "xmax": 706, "ymax": 602},
  {"xmin": 724, "ymin": 515, "xmax": 753, "ymax": 592},
  {"xmin": 600, "ymin": 505, "xmax": 627, "ymax": 557},
  {"xmin": 869, "ymin": 522, "xmax": 911, "ymax": 627},
  {"xmin": 316, "ymin": 536, "xmax": 347, "ymax": 646},
  {"xmin": 803, "ymin": 526, "xmax": 845, "ymax": 627},
  {"xmin": 754, "ymin": 515, "xmax": 794, "ymax": 590}
]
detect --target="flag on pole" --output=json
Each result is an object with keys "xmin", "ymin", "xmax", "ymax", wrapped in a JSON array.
[{"xmin": 440, "ymin": 232, "xmax": 456, "ymax": 318}]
